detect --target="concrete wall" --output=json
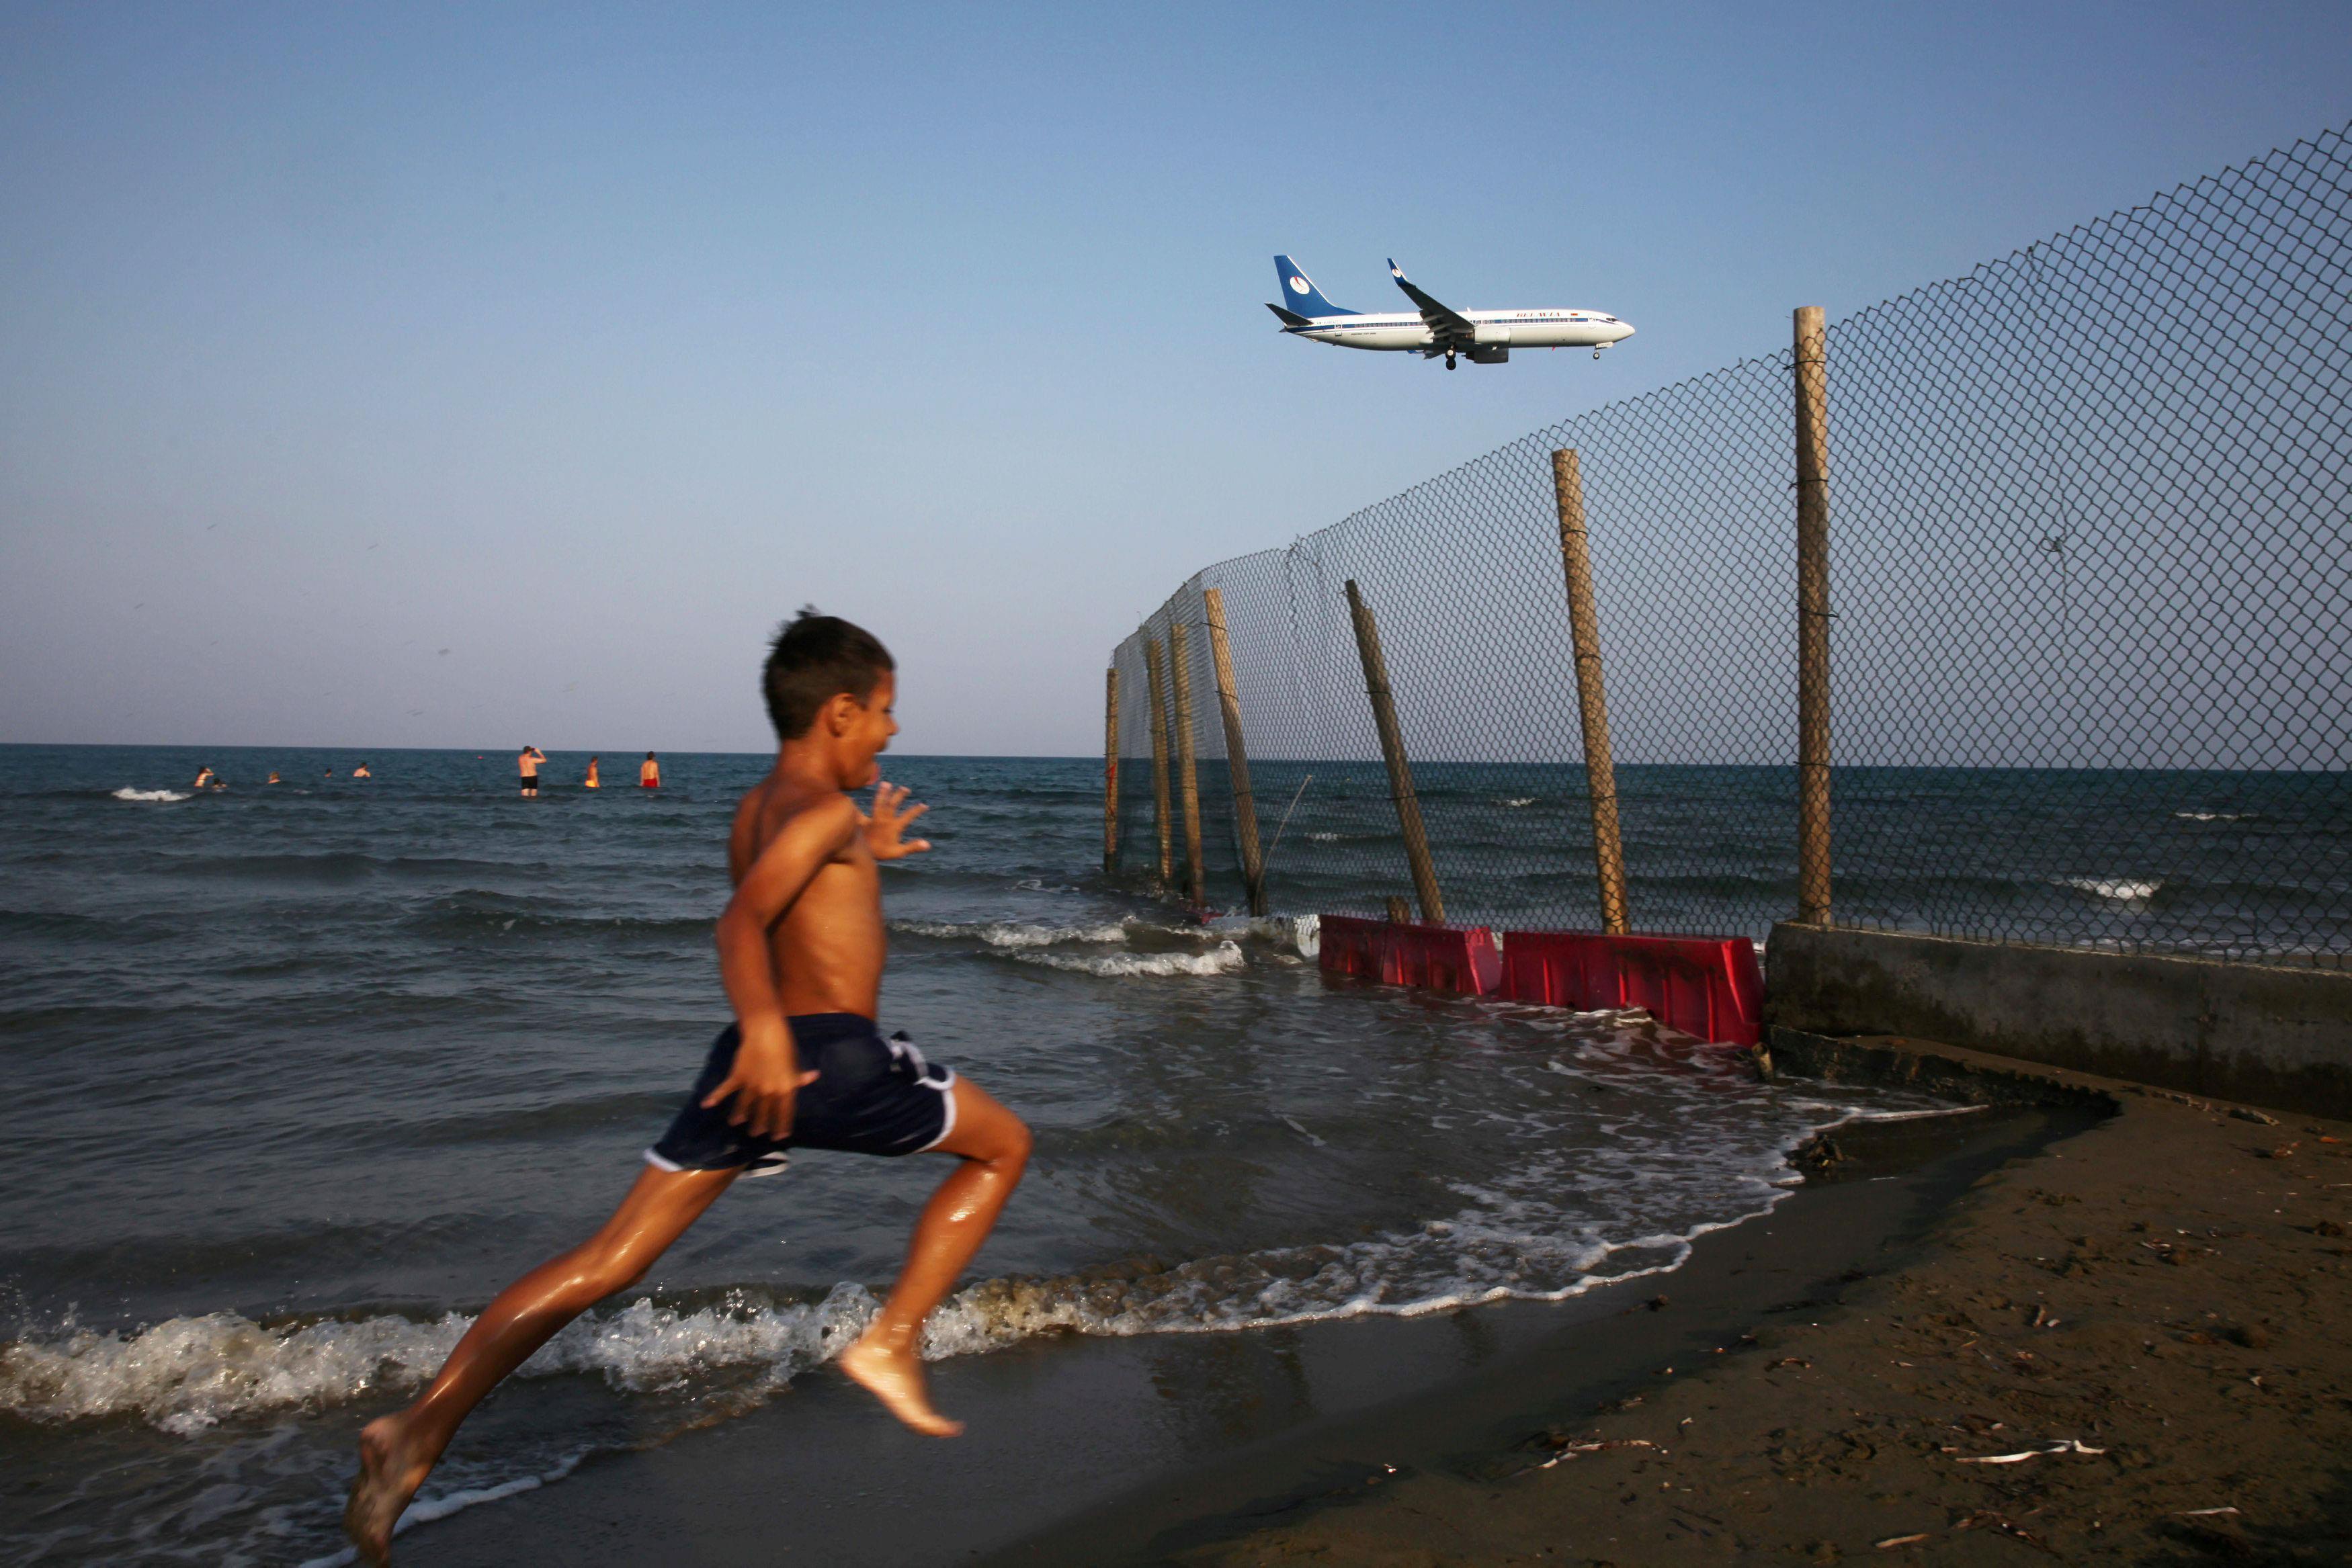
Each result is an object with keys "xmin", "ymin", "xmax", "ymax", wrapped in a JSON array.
[{"xmin": 1765, "ymin": 922, "xmax": 2352, "ymax": 1120}]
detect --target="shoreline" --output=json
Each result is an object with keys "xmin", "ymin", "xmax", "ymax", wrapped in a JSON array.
[
  {"xmin": 409, "ymin": 1079, "xmax": 2084, "ymax": 1566},
  {"xmin": 1142, "ymin": 1035, "xmax": 2352, "ymax": 1565}
]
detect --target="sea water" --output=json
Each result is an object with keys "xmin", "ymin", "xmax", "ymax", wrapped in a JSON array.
[{"xmin": 1, "ymin": 744, "xmax": 1958, "ymax": 1564}]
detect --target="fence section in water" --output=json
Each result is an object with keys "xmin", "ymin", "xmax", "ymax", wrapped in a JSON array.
[{"xmin": 1109, "ymin": 122, "xmax": 2352, "ymax": 967}]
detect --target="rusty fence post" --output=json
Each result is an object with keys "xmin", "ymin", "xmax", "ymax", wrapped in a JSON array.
[
  {"xmin": 1794, "ymin": 304, "xmax": 1834, "ymax": 926},
  {"xmin": 1143, "ymin": 637, "xmax": 1174, "ymax": 889},
  {"xmin": 1551, "ymin": 448, "xmax": 1630, "ymax": 935},
  {"xmin": 1169, "ymin": 619, "xmax": 1206, "ymax": 905},
  {"xmin": 1203, "ymin": 588, "xmax": 1267, "ymax": 915},
  {"xmin": 1344, "ymin": 579, "xmax": 1445, "ymax": 924}
]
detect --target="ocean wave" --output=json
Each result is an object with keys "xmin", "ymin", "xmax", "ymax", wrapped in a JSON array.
[
  {"xmin": 161, "ymin": 852, "xmax": 520, "ymax": 883},
  {"xmin": 112, "ymin": 787, "xmax": 190, "ymax": 803},
  {"xmin": 0, "ymin": 1150, "xmax": 1787, "ymax": 1436},
  {"xmin": 890, "ymin": 918, "xmax": 1130, "ymax": 949},
  {"xmin": 2058, "ymin": 876, "xmax": 2162, "ymax": 902},
  {"xmin": 413, "ymin": 902, "xmax": 714, "ymax": 939},
  {"xmin": 2174, "ymin": 810, "xmax": 2257, "ymax": 822},
  {"xmin": 889, "ymin": 915, "xmax": 1267, "ymax": 955},
  {"xmin": 1011, "ymin": 941, "xmax": 1248, "ymax": 977},
  {"xmin": 1499, "ymin": 797, "xmax": 1537, "ymax": 808},
  {"xmin": 0, "ymin": 1284, "xmax": 875, "ymax": 1436}
]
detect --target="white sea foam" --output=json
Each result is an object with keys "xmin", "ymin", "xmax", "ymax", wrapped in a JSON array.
[
  {"xmin": 1500, "ymin": 797, "xmax": 1537, "ymax": 808},
  {"xmin": 112, "ymin": 787, "xmax": 190, "ymax": 803},
  {"xmin": 2174, "ymin": 810, "xmax": 2255, "ymax": 822},
  {"xmin": 0, "ymin": 1284, "xmax": 878, "ymax": 1436},
  {"xmin": 891, "ymin": 917, "xmax": 1129, "ymax": 948},
  {"xmin": 1013, "ymin": 940, "xmax": 1247, "ymax": 977},
  {"xmin": 0, "ymin": 1072, "xmax": 1954, "ymax": 1449},
  {"xmin": 294, "ymin": 1453, "xmax": 589, "ymax": 1566},
  {"xmin": 1, "ymin": 1184, "xmax": 1724, "ymax": 1438},
  {"xmin": 2060, "ymin": 876, "xmax": 2162, "ymax": 901}
]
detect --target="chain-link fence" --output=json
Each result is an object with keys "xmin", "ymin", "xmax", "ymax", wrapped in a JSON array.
[{"xmin": 1110, "ymin": 123, "xmax": 2351, "ymax": 968}]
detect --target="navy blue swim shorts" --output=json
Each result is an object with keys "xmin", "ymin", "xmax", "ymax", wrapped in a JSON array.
[{"xmin": 644, "ymin": 1012, "xmax": 957, "ymax": 1177}]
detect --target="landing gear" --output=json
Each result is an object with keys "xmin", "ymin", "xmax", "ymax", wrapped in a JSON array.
[
  {"xmin": 1445, "ymin": 351, "xmax": 1458, "ymax": 370},
  {"xmin": 1593, "ymin": 347, "xmax": 1602, "ymax": 360}
]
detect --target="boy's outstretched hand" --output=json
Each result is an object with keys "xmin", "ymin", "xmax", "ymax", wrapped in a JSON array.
[{"xmin": 863, "ymin": 782, "xmax": 931, "ymax": 860}]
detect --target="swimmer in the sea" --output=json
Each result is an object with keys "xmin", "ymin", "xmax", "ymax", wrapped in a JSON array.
[
  {"xmin": 192, "ymin": 766, "xmax": 216, "ymax": 789},
  {"xmin": 267, "ymin": 772, "xmax": 282, "ymax": 785},
  {"xmin": 584, "ymin": 756, "xmax": 601, "ymax": 790},
  {"xmin": 346, "ymin": 611, "xmax": 1028, "ymax": 1564},
  {"xmin": 639, "ymin": 751, "xmax": 661, "ymax": 789},
  {"xmin": 519, "ymin": 746, "xmax": 545, "ymax": 798},
  {"xmin": 353, "ymin": 763, "xmax": 372, "ymax": 779}
]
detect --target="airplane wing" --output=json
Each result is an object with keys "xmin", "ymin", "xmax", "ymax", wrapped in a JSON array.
[{"xmin": 1388, "ymin": 259, "xmax": 1475, "ymax": 347}]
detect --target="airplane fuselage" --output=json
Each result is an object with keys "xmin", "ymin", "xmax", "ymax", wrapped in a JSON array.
[
  {"xmin": 1285, "ymin": 308, "xmax": 1631, "ymax": 353},
  {"xmin": 1268, "ymin": 256, "xmax": 1634, "ymax": 367}
]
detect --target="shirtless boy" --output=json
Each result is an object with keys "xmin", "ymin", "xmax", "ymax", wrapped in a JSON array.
[
  {"xmin": 345, "ymin": 611, "xmax": 1031, "ymax": 1563},
  {"xmin": 639, "ymin": 751, "xmax": 662, "ymax": 788},
  {"xmin": 518, "ymin": 746, "xmax": 545, "ymax": 797}
]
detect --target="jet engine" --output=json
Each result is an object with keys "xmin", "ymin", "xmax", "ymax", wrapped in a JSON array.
[{"xmin": 1468, "ymin": 345, "xmax": 1509, "ymax": 364}]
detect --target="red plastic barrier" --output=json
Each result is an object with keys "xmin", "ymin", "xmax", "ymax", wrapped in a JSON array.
[
  {"xmin": 1498, "ymin": 931, "xmax": 1763, "ymax": 1046},
  {"xmin": 1318, "ymin": 915, "xmax": 1502, "ymax": 997}
]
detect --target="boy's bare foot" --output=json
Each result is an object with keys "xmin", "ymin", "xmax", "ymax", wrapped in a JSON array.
[
  {"xmin": 838, "ymin": 1330, "xmax": 964, "ymax": 1437},
  {"xmin": 344, "ymin": 1413, "xmax": 435, "ymax": 1565}
]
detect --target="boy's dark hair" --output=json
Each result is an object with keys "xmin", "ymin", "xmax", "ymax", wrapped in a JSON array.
[{"xmin": 763, "ymin": 607, "xmax": 894, "ymax": 739}]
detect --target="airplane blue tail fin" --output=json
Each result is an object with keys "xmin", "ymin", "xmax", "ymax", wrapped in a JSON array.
[{"xmin": 1273, "ymin": 255, "xmax": 1355, "ymax": 317}]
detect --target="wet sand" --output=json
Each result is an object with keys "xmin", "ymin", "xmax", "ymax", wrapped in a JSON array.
[
  {"xmin": 1140, "ymin": 1034, "xmax": 2352, "ymax": 1566},
  {"xmin": 409, "ymin": 1051, "xmax": 2091, "ymax": 1566}
]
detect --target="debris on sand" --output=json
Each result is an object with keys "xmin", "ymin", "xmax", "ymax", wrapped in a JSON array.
[{"xmin": 1954, "ymin": 1438, "xmax": 2105, "ymax": 1464}]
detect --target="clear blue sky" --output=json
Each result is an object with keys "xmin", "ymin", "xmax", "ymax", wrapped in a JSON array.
[{"xmin": 4, "ymin": 1, "xmax": 2346, "ymax": 756}]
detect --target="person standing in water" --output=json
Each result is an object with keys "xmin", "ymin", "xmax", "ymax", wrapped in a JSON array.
[
  {"xmin": 518, "ymin": 746, "xmax": 545, "ymax": 798},
  {"xmin": 353, "ymin": 763, "xmax": 373, "ymax": 779},
  {"xmin": 192, "ymin": 766, "xmax": 216, "ymax": 789},
  {"xmin": 639, "ymin": 752, "xmax": 662, "ymax": 789},
  {"xmin": 344, "ymin": 611, "xmax": 1030, "ymax": 1563},
  {"xmin": 584, "ymin": 756, "xmax": 601, "ymax": 790}
]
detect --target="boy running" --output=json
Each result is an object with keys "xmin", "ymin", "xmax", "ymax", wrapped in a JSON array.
[{"xmin": 345, "ymin": 612, "xmax": 1032, "ymax": 1563}]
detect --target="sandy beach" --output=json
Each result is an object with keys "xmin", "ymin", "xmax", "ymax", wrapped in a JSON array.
[
  {"xmin": 391, "ymin": 1041, "xmax": 2107, "ymax": 1567},
  {"xmin": 1148, "ymin": 1033, "xmax": 2352, "ymax": 1566},
  {"xmin": 409, "ymin": 1031, "xmax": 2352, "ymax": 1566}
]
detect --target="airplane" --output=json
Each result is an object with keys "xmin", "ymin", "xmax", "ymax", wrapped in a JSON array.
[{"xmin": 1265, "ymin": 255, "xmax": 1634, "ymax": 369}]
